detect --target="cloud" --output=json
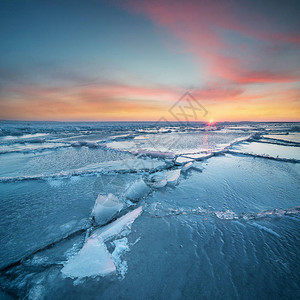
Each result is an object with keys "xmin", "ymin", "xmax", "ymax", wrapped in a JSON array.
[
  {"xmin": 0, "ymin": 82, "xmax": 177, "ymax": 120},
  {"xmin": 122, "ymin": 0, "xmax": 300, "ymax": 84},
  {"xmin": 0, "ymin": 80, "xmax": 251, "ymax": 120}
]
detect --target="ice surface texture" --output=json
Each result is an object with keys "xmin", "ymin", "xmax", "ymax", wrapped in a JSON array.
[{"xmin": 1, "ymin": 121, "xmax": 300, "ymax": 299}]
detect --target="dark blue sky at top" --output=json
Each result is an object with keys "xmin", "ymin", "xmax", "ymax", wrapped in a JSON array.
[{"xmin": 0, "ymin": 0, "xmax": 201, "ymax": 89}]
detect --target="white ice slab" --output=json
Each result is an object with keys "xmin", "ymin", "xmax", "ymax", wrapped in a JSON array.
[
  {"xmin": 92, "ymin": 206, "xmax": 143, "ymax": 242},
  {"xmin": 61, "ymin": 238, "xmax": 116, "ymax": 278},
  {"xmin": 62, "ymin": 207, "xmax": 142, "ymax": 279},
  {"xmin": 181, "ymin": 162, "xmax": 193, "ymax": 172},
  {"xmin": 175, "ymin": 156, "xmax": 194, "ymax": 165},
  {"xmin": 262, "ymin": 133, "xmax": 300, "ymax": 143},
  {"xmin": 231, "ymin": 142, "xmax": 300, "ymax": 160}
]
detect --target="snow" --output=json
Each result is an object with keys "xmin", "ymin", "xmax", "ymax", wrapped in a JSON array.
[
  {"xmin": 111, "ymin": 238, "xmax": 130, "ymax": 278},
  {"xmin": 215, "ymin": 210, "xmax": 238, "ymax": 220}
]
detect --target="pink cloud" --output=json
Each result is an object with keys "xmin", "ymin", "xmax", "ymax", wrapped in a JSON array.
[{"xmin": 122, "ymin": 0, "xmax": 300, "ymax": 84}]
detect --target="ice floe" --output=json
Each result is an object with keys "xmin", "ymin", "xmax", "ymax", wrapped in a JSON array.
[
  {"xmin": 146, "ymin": 168, "xmax": 182, "ymax": 188},
  {"xmin": 91, "ymin": 206, "xmax": 142, "ymax": 242},
  {"xmin": 61, "ymin": 238, "xmax": 116, "ymax": 278},
  {"xmin": 183, "ymin": 152, "xmax": 214, "ymax": 160},
  {"xmin": 165, "ymin": 169, "xmax": 181, "ymax": 186},
  {"xmin": 230, "ymin": 141, "xmax": 300, "ymax": 161},
  {"xmin": 175, "ymin": 156, "xmax": 194, "ymax": 165},
  {"xmin": 71, "ymin": 141, "xmax": 99, "ymax": 148},
  {"xmin": 134, "ymin": 150, "xmax": 175, "ymax": 159},
  {"xmin": 181, "ymin": 162, "xmax": 193, "ymax": 172},
  {"xmin": 0, "ymin": 158, "xmax": 166, "ymax": 183},
  {"xmin": 262, "ymin": 133, "xmax": 300, "ymax": 144},
  {"xmin": 91, "ymin": 194, "xmax": 123, "ymax": 226},
  {"xmin": 61, "ymin": 207, "xmax": 142, "ymax": 279},
  {"xmin": 146, "ymin": 172, "xmax": 167, "ymax": 189},
  {"xmin": 125, "ymin": 179, "xmax": 151, "ymax": 202}
]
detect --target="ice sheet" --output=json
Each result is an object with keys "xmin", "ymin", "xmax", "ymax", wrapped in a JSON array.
[
  {"xmin": 0, "ymin": 156, "xmax": 166, "ymax": 183},
  {"xmin": 146, "ymin": 154, "xmax": 300, "ymax": 216},
  {"xmin": 0, "ymin": 142, "xmax": 69, "ymax": 154},
  {"xmin": 105, "ymin": 131, "xmax": 250, "ymax": 155},
  {"xmin": 1, "ymin": 121, "xmax": 300, "ymax": 298}
]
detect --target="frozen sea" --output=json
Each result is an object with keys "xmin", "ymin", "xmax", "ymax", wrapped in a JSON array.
[{"xmin": 0, "ymin": 121, "xmax": 299, "ymax": 299}]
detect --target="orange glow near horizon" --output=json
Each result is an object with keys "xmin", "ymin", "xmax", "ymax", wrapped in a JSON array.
[{"xmin": 0, "ymin": 83, "xmax": 299, "ymax": 122}]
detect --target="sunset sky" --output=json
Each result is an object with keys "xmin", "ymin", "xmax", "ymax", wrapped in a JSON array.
[{"xmin": 0, "ymin": 0, "xmax": 299, "ymax": 122}]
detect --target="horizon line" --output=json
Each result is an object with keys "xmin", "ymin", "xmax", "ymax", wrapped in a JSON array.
[{"xmin": 0, "ymin": 119, "xmax": 299, "ymax": 123}]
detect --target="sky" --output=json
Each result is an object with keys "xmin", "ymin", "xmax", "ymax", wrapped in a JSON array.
[{"xmin": 0, "ymin": 0, "xmax": 299, "ymax": 122}]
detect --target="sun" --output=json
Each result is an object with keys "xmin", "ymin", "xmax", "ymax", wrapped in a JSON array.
[{"xmin": 209, "ymin": 119, "xmax": 214, "ymax": 124}]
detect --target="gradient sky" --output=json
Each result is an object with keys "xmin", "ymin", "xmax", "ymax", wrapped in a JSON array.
[{"xmin": 0, "ymin": 0, "xmax": 299, "ymax": 122}]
